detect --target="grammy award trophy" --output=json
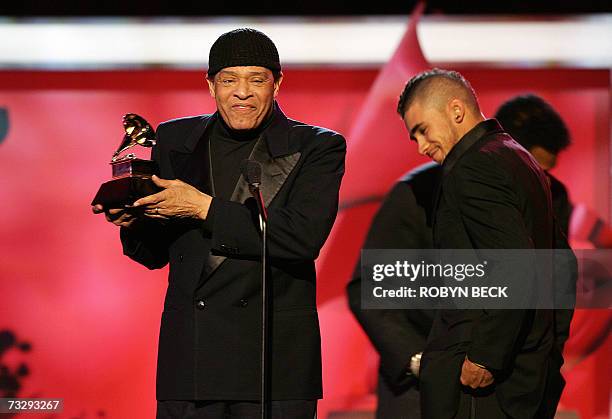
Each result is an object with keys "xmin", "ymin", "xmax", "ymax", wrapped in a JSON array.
[{"xmin": 91, "ymin": 113, "xmax": 160, "ymax": 207}]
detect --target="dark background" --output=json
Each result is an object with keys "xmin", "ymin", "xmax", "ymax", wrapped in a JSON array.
[{"xmin": 3, "ymin": 0, "xmax": 612, "ymax": 16}]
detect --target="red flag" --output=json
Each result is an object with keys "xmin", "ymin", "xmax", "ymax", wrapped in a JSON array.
[
  {"xmin": 317, "ymin": 2, "xmax": 432, "ymax": 303},
  {"xmin": 342, "ymin": 1, "xmax": 430, "ymax": 206}
]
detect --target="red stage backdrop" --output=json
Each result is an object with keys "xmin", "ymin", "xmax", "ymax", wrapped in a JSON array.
[{"xmin": 0, "ymin": 67, "xmax": 609, "ymax": 418}]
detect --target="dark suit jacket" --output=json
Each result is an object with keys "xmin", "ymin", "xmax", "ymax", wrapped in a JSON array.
[
  {"xmin": 420, "ymin": 119, "xmax": 570, "ymax": 419},
  {"xmin": 346, "ymin": 164, "xmax": 439, "ymax": 381},
  {"xmin": 120, "ymin": 104, "xmax": 346, "ymax": 401},
  {"xmin": 548, "ymin": 173, "xmax": 572, "ymax": 239},
  {"xmin": 346, "ymin": 163, "xmax": 439, "ymax": 418}
]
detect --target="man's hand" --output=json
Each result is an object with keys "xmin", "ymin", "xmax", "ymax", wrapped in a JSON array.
[
  {"xmin": 132, "ymin": 175, "xmax": 212, "ymax": 221},
  {"xmin": 460, "ymin": 357, "xmax": 494, "ymax": 389},
  {"xmin": 92, "ymin": 204, "xmax": 138, "ymax": 228}
]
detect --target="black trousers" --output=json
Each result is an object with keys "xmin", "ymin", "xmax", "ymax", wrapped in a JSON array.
[
  {"xmin": 452, "ymin": 387, "xmax": 509, "ymax": 419},
  {"xmin": 157, "ymin": 400, "xmax": 317, "ymax": 419},
  {"xmin": 375, "ymin": 373, "xmax": 421, "ymax": 419}
]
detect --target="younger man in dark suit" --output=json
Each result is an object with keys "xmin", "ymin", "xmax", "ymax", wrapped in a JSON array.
[{"xmin": 398, "ymin": 69, "xmax": 572, "ymax": 419}]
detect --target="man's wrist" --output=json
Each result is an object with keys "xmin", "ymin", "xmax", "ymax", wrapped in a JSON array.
[
  {"xmin": 197, "ymin": 193, "xmax": 213, "ymax": 221},
  {"xmin": 408, "ymin": 352, "xmax": 422, "ymax": 377}
]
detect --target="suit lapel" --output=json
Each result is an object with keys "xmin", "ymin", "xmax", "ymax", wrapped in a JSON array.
[
  {"xmin": 442, "ymin": 119, "xmax": 504, "ymax": 177},
  {"xmin": 432, "ymin": 119, "xmax": 505, "ymax": 244},
  {"xmin": 230, "ymin": 136, "xmax": 302, "ymax": 208},
  {"xmin": 168, "ymin": 115, "xmax": 215, "ymax": 193}
]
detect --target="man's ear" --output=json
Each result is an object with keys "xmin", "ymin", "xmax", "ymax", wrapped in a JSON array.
[
  {"xmin": 273, "ymin": 73, "xmax": 283, "ymax": 98},
  {"xmin": 206, "ymin": 76, "xmax": 216, "ymax": 99},
  {"xmin": 449, "ymin": 98, "xmax": 466, "ymax": 124}
]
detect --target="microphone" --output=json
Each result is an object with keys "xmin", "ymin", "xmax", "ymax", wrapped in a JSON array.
[
  {"xmin": 241, "ymin": 159, "xmax": 269, "ymax": 419},
  {"xmin": 241, "ymin": 159, "xmax": 262, "ymax": 188},
  {"xmin": 241, "ymin": 159, "xmax": 267, "ymax": 222}
]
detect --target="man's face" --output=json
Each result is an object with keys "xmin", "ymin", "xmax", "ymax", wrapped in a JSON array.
[
  {"xmin": 207, "ymin": 66, "xmax": 282, "ymax": 131},
  {"xmin": 403, "ymin": 100, "xmax": 460, "ymax": 164}
]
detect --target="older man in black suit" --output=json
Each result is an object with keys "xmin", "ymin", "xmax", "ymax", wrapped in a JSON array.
[
  {"xmin": 397, "ymin": 69, "xmax": 572, "ymax": 419},
  {"xmin": 93, "ymin": 28, "xmax": 346, "ymax": 419}
]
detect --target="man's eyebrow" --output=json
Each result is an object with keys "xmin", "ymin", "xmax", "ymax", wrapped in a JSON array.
[{"xmin": 410, "ymin": 122, "xmax": 423, "ymax": 138}]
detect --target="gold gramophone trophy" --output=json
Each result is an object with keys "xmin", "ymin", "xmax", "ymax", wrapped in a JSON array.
[{"xmin": 91, "ymin": 113, "xmax": 160, "ymax": 207}]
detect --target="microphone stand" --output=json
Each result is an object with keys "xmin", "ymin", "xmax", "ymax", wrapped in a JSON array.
[{"xmin": 248, "ymin": 182, "xmax": 269, "ymax": 419}]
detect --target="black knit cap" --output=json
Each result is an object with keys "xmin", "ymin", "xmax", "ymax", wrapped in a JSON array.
[{"xmin": 207, "ymin": 28, "xmax": 281, "ymax": 77}]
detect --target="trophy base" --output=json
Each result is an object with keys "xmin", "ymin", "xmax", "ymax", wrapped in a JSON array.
[{"xmin": 91, "ymin": 176, "xmax": 160, "ymax": 207}]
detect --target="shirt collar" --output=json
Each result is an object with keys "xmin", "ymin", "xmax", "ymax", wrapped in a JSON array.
[{"xmin": 442, "ymin": 119, "xmax": 505, "ymax": 176}]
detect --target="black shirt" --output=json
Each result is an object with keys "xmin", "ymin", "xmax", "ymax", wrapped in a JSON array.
[
  {"xmin": 203, "ymin": 112, "xmax": 274, "ymax": 229},
  {"xmin": 209, "ymin": 117, "xmax": 260, "ymax": 200}
]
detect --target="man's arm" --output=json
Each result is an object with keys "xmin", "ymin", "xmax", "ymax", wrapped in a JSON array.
[
  {"xmin": 117, "ymin": 125, "xmax": 170, "ymax": 269},
  {"xmin": 119, "ymin": 221, "xmax": 170, "ymax": 270},
  {"xmin": 552, "ymin": 219, "xmax": 576, "ymax": 355},
  {"xmin": 126, "ymin": 129, "xmax": 345, "ymax": 262},
  {"xmin": 347, "ymin": 181, "xmax": 434, "ymax": 387},
  {"xmin": 450, "ymin": 153, "xmax": 536, "ymax": 377}
]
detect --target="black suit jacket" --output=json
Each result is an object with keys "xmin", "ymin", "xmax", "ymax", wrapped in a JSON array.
[
  {"xmin": 347, "ymin": 164, "xmax": 439, "ymax": 387},
  {"xmin": 346, "ymin": 163, "xmax": 439, "ymax": 418},
  {"xmin": 120, "ymin": 104, "xmax": 346, "ymax": 401},
  {"xmin": 548, "ymin": 173, "xmax": 572, "ymax": 239},
  {"xmin": 420, "ymin": 119, "xmax": 571, "ymax": 419}
]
